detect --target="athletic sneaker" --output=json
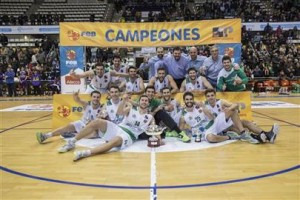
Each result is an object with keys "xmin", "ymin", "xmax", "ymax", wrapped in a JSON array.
[
  {"xmin": 73, "ymin": 151, "xmax": 86, "ymax": 161},
  {"xmin": 57, "ymin": 140, "xmax": 75, "ymax": 153},
  {"xmin": 240, "ymin": 132, "xmax": 260, "ymax": 144},
  {"xmin": 165, "ymin": 130, "xmax": 179, "ymax": 137},
  {"xmin": 250, "ymin": 133, "xmax": 267, "ymax": 143},
  {"xmin": 266, "ymin": 123, "xmax": 280, "ymax": 144},
  {"xmin": 225, "ymin": 131, "xmax": 241, "ymax": 140},
  {"xmin": 36, "ymin": 132, "xmax": 46, "ymax": 144},
  {"xmin": 178, "ymin": 131, "xmax": 191, "ymax": 143}
]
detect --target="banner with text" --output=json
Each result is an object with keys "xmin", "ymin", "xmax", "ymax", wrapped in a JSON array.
[
  {"xmin": 60, "ymin": 19, "xmax": 241, "ymax": 47},
  {"xmin": 52, "ymin": 92, "xmax": 251, "ymax": 129},
  {"xmin": 60, "ymin": 46, "xmax": 86, "ymax": 94}
]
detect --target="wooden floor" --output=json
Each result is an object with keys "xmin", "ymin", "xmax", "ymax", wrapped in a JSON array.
[{"xmin": 0, "ymin": 96, "xmax": 299, "ymax": 200}]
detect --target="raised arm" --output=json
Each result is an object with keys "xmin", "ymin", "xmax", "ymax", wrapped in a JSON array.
[
  {"xmin": 110, "ymin": 70, "xmax": 129, "ymax": 78},
  {"xmin": 69, "ymin": 68, "xmax": 94, "ymax": 78},
  {"xmin": 73, "ymin": 90, "xmax": 88, "ymax": 108},
  {"xmin": 201, "ymin": 76, "xmax": 213, "ymax": 89},
  {"xmin": 117, "ymin": 93, "xmax": 132, "ymax": 116}
]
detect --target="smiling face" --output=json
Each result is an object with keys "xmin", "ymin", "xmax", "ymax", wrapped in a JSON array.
[
  {"xmin": 145, "ymin": 88, "xmax": 155, "ymax": 100},
  {"xmin": 189, "ymin": 47, "xmax": 198, "ymax": 60},
  {"xmin": 157, "ymin": 69, "xmax": 166, "ymax": 81},
  {"xmin": 139, "ymin": 96, "xmax": 150, "ymax": 109},
  {"xmin": 95, "ymin": 65, "xmax": 104, "ymax": 76},
  {"xmin": 222, "ymin": 59, "xmax": 232, "ymax": 71},
  {"xmin": 205, "ymin": 91, "xmax": 216, "ymax": 105},
  {"xmin": 162, "ymin": 88, "xmax": 171, "ymax": 101},
  {"xmin": 184, "ymin": 94, "xmax": 194, "ymax": 108},
  {"xmin": 91, "ymin": 92, "xmax": 101, "ymax": 106},
  {"xmin": 157, "ymin": 47, "xmax": 164, "ymax": 59},
  {"xmin": 188, "ymin": 69, "xmax": 197, "ymax": 81},
  {"xmin": 109, "ymin": 87, "xmax": 120, "ymax": 101},
  {"xmin": 173, "ymin": 50, "xmax": 181, "ymax": 61}
]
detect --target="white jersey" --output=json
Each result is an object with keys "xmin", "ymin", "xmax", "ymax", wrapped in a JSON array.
[
  {"xmin": 182, "ymin": 106, "xmax": 211, "ymax": 129},
  {"xmin": 119, "ymin": 106, "xmax": 153, "ymax": 139},
  {"xmin": 90, "ymin": 71, "xmax": 111, "ymax": 93},
  {"xmin": 81, "ymin": 102, "xmax": 102, "ymax": 124},
  {"xmin": 154, "ymin": 76, "xmax": 169, "ymax": 92},
  {"xmin": 111, "ymin": 66, "xmax": 127, "ymax": 85},
  {"xmin": 205, "ymin": 99, "xmax": 223, "ymax": 117},
  {"xmin": 125, "ymin": 77, "xmax": 142, "ymax": 92},
  {"xmin": 104, "ymin": 99, "xmax": 124, "ymax": 124},
  {"xmin": 185, "ymin": 76, "xmax": 205, "ymax": 91}
]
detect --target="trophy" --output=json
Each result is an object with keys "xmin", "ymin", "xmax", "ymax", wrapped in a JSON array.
[{"xmin": 146, "ymin": 125, "xmax": 164, "ymax": 148}]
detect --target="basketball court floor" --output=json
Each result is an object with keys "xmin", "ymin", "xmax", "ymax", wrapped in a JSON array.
[{"xmin": 0, "ymin": 95, "xmax": 299, "ymax": 199}]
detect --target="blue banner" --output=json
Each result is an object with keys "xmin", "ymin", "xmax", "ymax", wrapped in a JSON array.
[
  {"xmin": 217, "ymin": 43, "xmax": 241, "ymax": 64},
  {"xmin": 60, "ymin": 46, "xmax": 85, "ymax": 76}
]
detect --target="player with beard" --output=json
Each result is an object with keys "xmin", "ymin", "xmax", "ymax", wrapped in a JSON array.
[
  {"xmin": 139, "ymin": 47, "xmax": 165, "ymax": 79},
  {"xmin": 180, "ymin": 92, "xmax": 240, "ymax": 142},
  {"xmin": 148, "ymin": 67, "xmax": 178, "ymax": 98},
  {"xmin": 120, "ymin": 66, "xmax": 145, "ymax": 95},
  {"xmin": 102, "ymin": 85, "xmax": 124, "ymax": 124},
  {"xmin": 180, "ymin": 67, "xmax": 213, "ymax": 94},
  {"xmin": 204, "ymin": 89, "xmax": 279, "ymax": 144},
  {"xmin": 36, "ymin": 91, "xmax": 104, "ymax": 144},
  {"xmin": 160, "ymin": 87, "xmax": 182, "ymax": 126},
  {"xmin": 70, "ymin": 63, "xmax": 128, "ymax": 94},
  {"xmin": 58, "ymin": 94, "xmax": 158, "ymax": 161}
]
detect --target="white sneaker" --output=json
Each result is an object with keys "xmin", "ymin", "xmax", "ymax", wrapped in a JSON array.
[
  {"xmin": 241, "ymin": 132, "xmax": 260, "ymax": 144},
  {"xmin": 58, "ymin": 141, "xmax": 75, "ymax": 153},
  {"xmin": 73, "ymin": 151, "xmax": 86, "ymax": 161}
]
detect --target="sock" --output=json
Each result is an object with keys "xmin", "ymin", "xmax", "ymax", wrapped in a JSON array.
[
  {"xmin": 81, "ymin": 150, "xmax": 91, "ymax": 157},
  {"xmin": 69, "ymin": 138, "xmax": 77, "ymax": 144},
  {"xmin": 44, "ymin": 132, "xmax": 53, "ymax": 139}
]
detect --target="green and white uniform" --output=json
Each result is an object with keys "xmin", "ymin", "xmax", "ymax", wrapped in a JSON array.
[
  {"xmin": 103, "ymin": 106, "xmax": 153, "ymax": 149},
  {"xmin": 125, "ymin": 77, "xmax": 142, "ymax": 93},
  {"xmin": 86, "ymin": 71, "xmax": 111, "ymax": 94},
  {"xmin": 104, "ymin": 99, "xmax": 124, "ymax": 124},
  {"xmin": 71, "ymin": 101, "xmax": 102, "ymax": 133},
  {"xmin": 161, "ymin": 98, "xmax": 181, "ymax": 125},
  {"xmin": 185, "ymin": 76, "xmax": 205, "ymax": 91},
  {"xmin": 216, "ymin": 66, "xmax": 248, "ymax": 91},
  {"xmin": 154, "ymin": 76, "xmax": 169, "ymax": 92}
]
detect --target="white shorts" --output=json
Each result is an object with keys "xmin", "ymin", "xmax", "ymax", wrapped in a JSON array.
[
  {"xmin": 103, "ymin": 121, "xmax": 133, "ymax": 150},
  {"xmin": 204, "ymin": 112, "xmax": 233, "ymax": 140},
  {"xmin": 71, "ymin": 120, "xmax": 86, "ymax": 133}
]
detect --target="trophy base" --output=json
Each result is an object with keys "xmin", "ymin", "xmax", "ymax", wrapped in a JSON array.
[{"xmin": 147, "ymin": 137, "xmax": 160, "ymax": 148}]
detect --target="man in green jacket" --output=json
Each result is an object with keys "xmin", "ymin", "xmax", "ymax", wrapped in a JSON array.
[{"xmin": 217, "ymin": 56, "xmax": 248, "ymax": 92}]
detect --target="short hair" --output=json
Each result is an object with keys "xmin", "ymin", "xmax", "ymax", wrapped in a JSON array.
[
  {"xmin": 187, "ymin": 67, "xmax": 197, "ymax": 73},
  {"xmin": 109, "ymin": 85, "xmax": 120, "ymax": 91},
  {"xmin": 160, "ymin": 87, "xmax": 170, "ymax": 93},
  {"xmin": 128, "ymin": 66, "xmax": 137, "ymax": 71},
  {"xmin": 157, "ymin": 47, "xmax": 164, "ymax": 52},
  {"xmin": 173, "ymin": 46, "xmax": 181, "ymax": 52},
  {"xmin": 222, "ymin": 55, "xmax": 232, "ymax": 62},
  {"xmin": 113, "ymin": 55, "xmax": 121, "ymax": 60},
  {"xmin": 183, "ymin": 91, "xmax": 194, "ymax": 100},
  {"xmin": 139, "ymin": 94, "xmax": 149, "ymax": 101},
  {"xmin": 204, "ymin": 88, "xmax": 216, "ymax": 96},
  {"xmin": 145, "ymin": 85, "xmax": 155, "ymax": 92},
  {"xmin": 95, "ymin": 62, "xmax": 104, "ymax": 68},
  {"xmin": 157, "ymin": 67, "xmax": 166, "ymax": 72},
  {"xmin": 91, "ymin": 90, "xmax": 101, "ymax": 97}
]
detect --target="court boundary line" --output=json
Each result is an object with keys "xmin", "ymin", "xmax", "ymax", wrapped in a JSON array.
[{"xmin": 0, "ymin": 165, "xmax": 299, "ymax": 189}]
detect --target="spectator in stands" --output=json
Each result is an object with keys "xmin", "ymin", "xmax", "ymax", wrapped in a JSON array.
[
  {"xmin": 5, "ymin": 65, "xmax": 16, "ymax": 97},
  {"xmin": 0, "ymin": 34, "xmax": 8, "ymax": 47},
  {"xmin": 0, "ymin": 68, "xmax": 3, "ymax": 96},
  {"xmin": 31, "ymin": 69, "xmax": 42, "ymax": 96}
]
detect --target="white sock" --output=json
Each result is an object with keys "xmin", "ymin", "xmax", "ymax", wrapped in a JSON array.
[
  {"xmin": 69, "ymin": 138, "xmax": 77, "ymax": 144},
  {"xmin": 81, "ymin": 150, "xmax": 92, "ymax": 157},
  {"xmin": 44, "ymin": 132, "xmax": 53, "ymax": 139}
]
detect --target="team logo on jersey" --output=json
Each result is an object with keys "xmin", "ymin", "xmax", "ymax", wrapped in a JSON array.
[
  {"xmin": 57, "ymin": 105, "xmax": 71, "ymax": 117},
  {"xmin": 132, "ymin": 114, "xmax": 136, "ymax": 118},
  {"xmin": 188, "ymin": 116, "xmax": 193, "ymax": 120}
]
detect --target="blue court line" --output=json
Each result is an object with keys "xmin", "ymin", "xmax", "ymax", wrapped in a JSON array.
[{"xmin": 1, "ymin": 165, "xmax": 299, "ymax": 189}]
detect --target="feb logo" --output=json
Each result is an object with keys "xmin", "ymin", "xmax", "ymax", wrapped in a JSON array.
[
  {"xmin": 66, "ymin": 50, "xmax": 76, "ymax": 60},
  {"xmin": 57, "ymin": 105, "xmax": 71, "ymax": 117},
  {"xmin": 67, "ymin": 30, "xmax": 80, "ymax": 41}
]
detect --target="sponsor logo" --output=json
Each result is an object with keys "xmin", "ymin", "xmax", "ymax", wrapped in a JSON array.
[
  {"xmin": 57, "ymin": 105, "xmax": 71, "ymax": 117},
  {"xmin": 212, "ymin": 26, "xmax": 233, "ymax": 37},
  {"xmin": 81, "ymin": 31, "xmax": 96, "ymax": 37},
  {"xmin": 67, "ymin": 30, "xmax": 80, "ymax": 41},
  {"xmin": 66, "ymin": 50, "xmax": 76, "ymax": 60},
  {"xmin": 65, "ymin": 76, "xmax": 81, "ymax": 85}
]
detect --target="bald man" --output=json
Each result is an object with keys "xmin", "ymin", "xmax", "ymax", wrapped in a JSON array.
[{"xmin": 187, "ymin": 46, "xmax": 207, "ymax": 72}]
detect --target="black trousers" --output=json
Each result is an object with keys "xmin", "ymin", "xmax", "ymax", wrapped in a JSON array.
[{"xmin": 138, "ymin": 110, "xmax": 178, "ymax": 140}]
